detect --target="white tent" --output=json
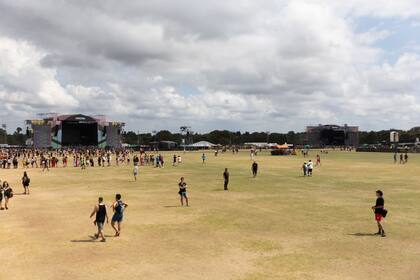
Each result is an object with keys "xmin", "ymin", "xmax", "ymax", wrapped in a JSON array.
[{"xmin": 188, "ymin": 141, "xmax": 218, "ymax": 148}]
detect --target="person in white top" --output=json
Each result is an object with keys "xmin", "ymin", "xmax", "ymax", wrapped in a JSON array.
[{"xmin": 307, "ymin": 160, "xmax": 313, "ymax": 176}]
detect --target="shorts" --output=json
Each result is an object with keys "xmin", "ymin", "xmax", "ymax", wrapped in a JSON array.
[
  {"xmin": 134, "ymin": 166, "xmax": 139, "ymax": 175},
  {"xmin": 96, "ymin": 222, "xmax": 104, "ymax": 230},
  {"xmin": 375, "ymin": 213, "xmax": 382, "ymax": 222},
  {"xmin": 179, "ymin": 191, "xmax": 188, "ymax": 198},
  {"xmin": 112, "ymin": 213, "xmax": 123, "ymax": 222}
]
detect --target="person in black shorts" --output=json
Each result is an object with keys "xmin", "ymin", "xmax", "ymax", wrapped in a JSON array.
[
  {"xmin": 372, "ymin": 190, "xmax": 386, "ymax": 237},
  {"xmin": 173, "ymin": 154, "xmax": 177, "ymax": 166},
  {"xmin": 111, "ymin": 194, "xmax": 128, "ymax": 237},
  {"xmin": 3, "ymin": 181, "xmax": 13, "ymax": 210},
  {"xmin": 178, "ymin": 177, "xmax": 189, "ymax": 206},
  {"xmin": 22, "ymin": 171, "xmax": 30, "ymax": 195},
  {"xmin": 223, "ymin": 168, "xmax": 229, "ymax": 191},
  {"xmin": 90, "ymin": 197, "xmax": 109, "ymax": 242},
  {"xmin": 252, "ymin": 161, "xmax": 258, "ymax": 178}
]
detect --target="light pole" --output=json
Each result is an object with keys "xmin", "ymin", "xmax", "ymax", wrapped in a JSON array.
[
  {"xmin": 180, "ymin": 126, "xmax": 191, "ymax": 153},
  {"xmin": 1, "ymin": 124, "xmax": 6, "ymax": 145}
]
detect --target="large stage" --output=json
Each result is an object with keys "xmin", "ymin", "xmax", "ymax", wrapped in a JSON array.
[{"xmin": 26, "ymin": 114, "xmax": 124, "ymax": 148}]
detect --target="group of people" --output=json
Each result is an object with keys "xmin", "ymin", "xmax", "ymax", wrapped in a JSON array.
[
  {"xmin": 0, "ymin": 171, "xmax": 30, "ymax": 210},
  {"xmin": 394, "ymin": 152, "xmax": 409, "ymax": 164},
  {"xmin": 89, "ymin": 194, "xmax": 128, "ymax": 242}
]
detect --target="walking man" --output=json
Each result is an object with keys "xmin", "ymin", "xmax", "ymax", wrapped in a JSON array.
[
  {"xmin": 252, "ymin": 161, "xmax": 258, "ymax": 178},
  {"xmin": 90, "ymin": 197, "xmax": 109, "ymax": 242},
  {"xmin": 307, "ymin": 160, "xmax": 313, "ymax": 176},
  {"xmin": 223, "ymin": 168, "xmax": 229, "ymax": 191}
]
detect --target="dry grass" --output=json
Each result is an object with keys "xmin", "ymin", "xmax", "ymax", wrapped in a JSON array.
[{"xmin": 1, "ymin": 150, "xmax": 420, "ymax": 280}]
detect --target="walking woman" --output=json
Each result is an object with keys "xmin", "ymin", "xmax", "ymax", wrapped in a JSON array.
[
  {"xmin": 178, "ymin": 177, "xmax": 189, "ymax": 207},
  {"xmin": 22, "ymin": 171, "xmax": 31, "ymax": 195},
  {"xmin": 3, "ymin": 181, "xmax": 13, "ymax": 210}
]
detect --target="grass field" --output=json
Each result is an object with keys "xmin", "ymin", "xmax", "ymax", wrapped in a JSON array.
[{"xmin": 1, "ymin": 150, "xmax": 420, "ymax": 280}]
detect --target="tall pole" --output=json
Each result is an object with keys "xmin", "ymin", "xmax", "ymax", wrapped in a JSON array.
[{"xmin": 1, "ymin": 124, "xmax": 6, "ymax": 145}]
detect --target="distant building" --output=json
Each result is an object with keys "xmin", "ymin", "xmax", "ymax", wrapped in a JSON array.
[{"xmin": 305, "ymin": 124, "xmax": 359, "ymax": 147}]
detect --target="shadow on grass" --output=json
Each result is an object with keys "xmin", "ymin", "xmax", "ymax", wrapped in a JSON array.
[
  {"xmin": 163, "ymin": 205, "xmax": 180, "ymax": 208},
  {"xmin": 70, "ymin": 235, "xmax": 99, "ymax": 242},
  {"xmin": 348, "ymin": 233, "xmax": 377, "ymax": 237}
]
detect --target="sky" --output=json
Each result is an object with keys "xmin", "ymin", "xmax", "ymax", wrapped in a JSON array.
[{"xmin": 0, "ymin": 0, "xmax": 420, "ymax": 133}]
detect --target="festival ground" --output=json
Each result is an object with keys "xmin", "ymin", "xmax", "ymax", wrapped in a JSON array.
[{"xmin": 1, "ymin": 150, "xmax": 419, "ymax": 280}]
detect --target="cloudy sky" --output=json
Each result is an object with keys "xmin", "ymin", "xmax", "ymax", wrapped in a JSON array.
[{"xmin": 0, "ymin": 0, "xmax": 420, "ymax": 133}]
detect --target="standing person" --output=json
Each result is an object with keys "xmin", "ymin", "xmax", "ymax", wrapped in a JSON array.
[
  {"xmin": 372, "ymin": 190, "xmax": 386, "ymax": 237},
  {"xmin": 22, "ymin": 171, "xmax": 30, "ymax": 195},
  {"xmin": 178, "ymin": 177, "xmax": 189, "ymax": 206},
  {"xmin": 133, "ymin": 165, "xmax": 139, "ymax": 181},
  {"xmin": 3, "ymin": 181, "xmax": 13, "ymax": 210},
  {"xmin": 0, "ymin": 180, "xmax": 3, "ymax": 210},
  {"xmin": 201, "ymin": 153, "xmax": 206, "ymax": 164},
  {"xmin": 90, "ymin": 197, "xmax": 109, "ymax": 242},
  {"xmin": 307, "ymin": 160, "xmax": 313, "ymax": 176},
  {"xmin": 316, "ymin": 154, "xmax": 321, "ymax": 166},
  {"xmin": 302, "ymin": 162, "xmax": 307, "ymax": 176},
  {"xmin": 133, "ymin": 155, "xmax": 139, "ymax": 181},
  {"xmin": 42, "ymin": 156, "xmax": 49, "ymax": 172},
  {"xmin": 399, "ymin": 154, "xmax": 404, "ymax": 164},
  {"xmin": 404, "ymin": 152, "xmax": 408, "ymax": 163},
  {"xmin": 223, "ymin": 168, "xmax": 229, "ymax": 191},
  {"xmin": 393, "ymin": 153, "xmax": 397, "ymax": 164},
  {"xmin": 111, "ymin": 194, "xmax": 128, "ymax": 237},
  {"xmin": 252, "ymin": 161, "xmax": 258, "ymax": 178},
  {"xmin": 173, "ymin": 154, "xmax": 177, "ymax": 166}
]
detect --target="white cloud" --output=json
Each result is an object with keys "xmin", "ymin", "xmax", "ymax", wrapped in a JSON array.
[{"xmin": 0, "ymin": 0, "xmax": 420, "ymax": 132}]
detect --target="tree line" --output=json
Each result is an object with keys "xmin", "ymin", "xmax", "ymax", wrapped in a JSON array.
[{"xmin": 1, "ymin": 127, "xmax": 419, "ymax": 146}]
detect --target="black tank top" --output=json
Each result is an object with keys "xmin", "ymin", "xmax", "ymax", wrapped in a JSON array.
[{"xmin": 96, "ymin": 204, "xmax": 106, "ymax": 223}]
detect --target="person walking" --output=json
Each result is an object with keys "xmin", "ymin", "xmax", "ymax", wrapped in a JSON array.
[
  {"xmin": 307, "ymin": 160, "xmax": 313, "ymax": 176},
  {"xmin": 252, "ymin": 161, "xmax": 258, "ymax": 178},
  {"xmin": 0, "ymin": 180, "xmax": 4, "ymax": 210},
  {"xmin": 302, "ymin": 162, "xmax": 307, "ymax": 176},
  {"xmin": 223, "ymin": 168, "xmax": 229, "ymax": 191},
  {"xmin": 111, "ymin": 194, "xmax": 128, "ymax": 237},
  {"xmin": 316, "ymin": 154, "xmax": 321, "ymax": 166},
  {"xmin": 178, "ymin": 177, "xmax": 189, "ymax": 206},
  {"xmin": 372, "ymin": 190, "xmax": 386, "ymax": 237},
  {"xmin": 22, "ymin": 171, "xmax": 30, "ymax": 195},
  {"xmin": 3, "ymin": 181, "xmax": 13, "ymax": 210},
  {"xmin": 90, "ymin": 197, "xmax": 109, "ymax": 242}
]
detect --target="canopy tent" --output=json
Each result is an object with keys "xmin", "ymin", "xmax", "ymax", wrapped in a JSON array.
[{"xmin": 187, "ymin": 141, "xmax": 219, "ymax": 148}]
